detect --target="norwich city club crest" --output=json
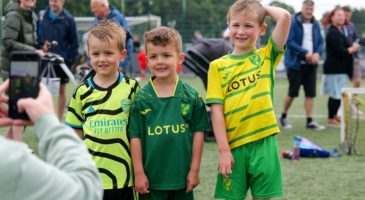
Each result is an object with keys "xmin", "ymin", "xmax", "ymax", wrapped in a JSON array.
[
  {"xmin": 121, "ymin": 99, "xmax": 131, "ymax": 113},
  {"xmin": 249, "ymin": 54, "xmax": 261, "ymax": 65},
  {"xmin": 181, "ymin": 103, "xmax": 191, "ymax": 116}
]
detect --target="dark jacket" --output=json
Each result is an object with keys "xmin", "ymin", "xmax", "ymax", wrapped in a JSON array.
[
  {"xmin": 284, "ymin": 12, "xmax": 323, "ymax": 70},
  {"xmin": 38, "ymin": 8, "xmax": 79, "ymax": 67},
  {"xmin": 323, "ymin": 25, "xmax": 353, "ymax": 77},
  {"xmin": 1, "ymin": 2, "xmax": 38, "ymax": 77}
]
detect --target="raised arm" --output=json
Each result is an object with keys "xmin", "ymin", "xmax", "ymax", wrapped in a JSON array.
[{"xmin": 265, "ymin": 6, "xmax": 291, "ymax": 49}]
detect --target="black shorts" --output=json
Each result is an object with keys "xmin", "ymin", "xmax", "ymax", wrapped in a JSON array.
[
  {"xmin": 103, "ymin": 187, "xmax": 135, "ymax": 200},
  {"xmin": 286, "ymin": 64, "xmax": 317, "ymax": 97}
]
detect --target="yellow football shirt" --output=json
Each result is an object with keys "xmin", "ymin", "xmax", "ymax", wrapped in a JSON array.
[{"xmin": 206, "ymin": 38, "xmax": 284, "ymax": 149}]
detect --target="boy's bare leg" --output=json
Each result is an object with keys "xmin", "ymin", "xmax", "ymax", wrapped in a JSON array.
[{"xmin": 58, "ymin": 84, "xmax": 67, "ymax": 121}]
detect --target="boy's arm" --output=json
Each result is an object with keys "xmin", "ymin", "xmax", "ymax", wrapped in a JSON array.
[
  {"xmin": 186, "ymin": 131, "xmax": 204, "ymax": 192},
  {"xmin": 130, "ymin": 138, "xmax": 150, "ymax": 194},
  {"xmin": 75, "ymin": 129, "xmax": 84, "ymax": 139},
  {"xmin": 265, "ymin": 6, "xmax": 291, "ymax": 49},
  {"xmin": 210, "ymin": 104, "xmax": 234, "ymax": 178}
]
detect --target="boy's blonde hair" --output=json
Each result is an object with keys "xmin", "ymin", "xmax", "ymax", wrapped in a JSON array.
[
  {"xmin": 87, "ymin": 20, "xmax": 126, "ymax": 52},
  {"xmin": 226, "ymin": 0, "xmax": 266, "ymax": 26},
  {"xmin": 144, "ymin": 26, "xmax": 183, "ymax": 54}
]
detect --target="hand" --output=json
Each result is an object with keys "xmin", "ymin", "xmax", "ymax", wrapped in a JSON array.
[
  {"xmin": 311, "ymin": 53, "xmax": 320, "ymax": 64},
  {"xmin": 305, "ymin": 53, "xmax": 312, "ymax": 64},
  {"xmin": 186, "ymin": 170, "xmax": 200, "ymax": 192},
  {"xmin": 0, "ymin": 80, "xmax": 12, "ymax": 126},
  {"xmin": 352, "ymin": 42, "xmax": 360, "ymax": 52},
  {"xmin": 17, "ymin": 83, "xmax": 54, "ymax": 123},
  {"xmin": 134, "ymin": 172, "xmax": 150, "ymax": 194},
  {"xmin": 218, "ymin": 149, "xmax": 234, "ymax": 178},
  {"xmin": 35, "ymin": 49, "xmax": 46, "ymax": 57},
  {"xmin": 0, "ymin": 80, "xmax": 28, "ymax": 126}
]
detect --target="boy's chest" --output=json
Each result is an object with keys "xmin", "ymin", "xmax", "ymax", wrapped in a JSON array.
[{"xmin": 139, "ymin": 98, "xmax": 193, "ymax": 127}]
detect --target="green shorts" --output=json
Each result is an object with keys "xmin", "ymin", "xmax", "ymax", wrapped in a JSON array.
[
  {"xmin": 139, "ymin": 189, "xmax": 193, "ymax": 200},
  {"xmin": 215, "ymin": 135, "xmax": 283, "ymax": 200}
]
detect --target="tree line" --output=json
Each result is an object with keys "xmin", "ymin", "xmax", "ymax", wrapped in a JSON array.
[{"xmin": 2, "ymin": 0, "xmax": 365, "ymax": 42}]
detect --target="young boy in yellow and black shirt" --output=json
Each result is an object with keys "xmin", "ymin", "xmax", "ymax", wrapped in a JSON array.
[{"xmin": 65, "ymin": 20, "xmax": 139, "ymax": 200}]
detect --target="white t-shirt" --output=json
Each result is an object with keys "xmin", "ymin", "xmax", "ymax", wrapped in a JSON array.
[{"xmin": 302, "ymin": 23, "xmax": 313, "ymax": 54}]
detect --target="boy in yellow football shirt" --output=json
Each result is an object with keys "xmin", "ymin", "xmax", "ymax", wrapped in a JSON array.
[{"xmin": 206, "ymin": 0, "xmax": 291, "ymax": 199}]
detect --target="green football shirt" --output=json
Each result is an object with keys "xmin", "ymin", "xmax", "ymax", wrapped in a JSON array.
[
  {"xmin": 65, "ymin": 72, "xmax": 139, "ymax": 190},
  {"xmin": 129, "ymin": 77, "xmax": 210, "ymax": 190}
]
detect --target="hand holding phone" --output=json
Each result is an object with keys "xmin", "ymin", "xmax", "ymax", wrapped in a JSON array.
[{"xmin": 9, "ymin": 51, "xmax": 41, "ymax": 120}]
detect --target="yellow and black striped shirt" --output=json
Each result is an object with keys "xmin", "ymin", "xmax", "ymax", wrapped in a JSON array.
[{"xmin": 65, "ymin": 72, "xmax": 139, "ymax": 189}]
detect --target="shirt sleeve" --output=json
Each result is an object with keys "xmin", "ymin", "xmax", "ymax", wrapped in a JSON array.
[
  {"xmin": 128, "ymin": 100, "xmax": 142, "ymax": 138},
  {"xmin": 190, "ymin": 94, "xmax": 211, "ymax": 132},
  {"xmin": 206, "ymin": 61, "xmax": 224, "ymax": 105},
  {"xmin": 65, "ymin": 90, "xmax": 83, "ymax": 129},
  {"xmin": 14, "ymin": 114, "xmax": 102, "ymax": 200}
]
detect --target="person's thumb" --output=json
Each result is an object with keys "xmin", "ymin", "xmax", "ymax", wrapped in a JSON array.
[{"xmin": 17, "ymin": 98, "xmax": 34, "ymax": 114}]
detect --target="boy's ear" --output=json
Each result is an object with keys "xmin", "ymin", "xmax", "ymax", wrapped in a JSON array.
[
  {"xmin": 178, "ymin": 53, "xmax": 185, "ymax": 65},
  {"xmin": 119, "ymin": 49, "xmax": 127, "ymax": 61},
  {"xmin": 259, "ymin": 23, "xmax": 267, "ymax": 37}
]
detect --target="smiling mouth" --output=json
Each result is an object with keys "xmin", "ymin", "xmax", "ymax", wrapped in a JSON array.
[
  {"xmin": 155, "ymin": 67, "xmax": 167, "ymax": 71},
  {"xmin": 98, "ymin": 65, "xmax": 109, "ymax": 68}
]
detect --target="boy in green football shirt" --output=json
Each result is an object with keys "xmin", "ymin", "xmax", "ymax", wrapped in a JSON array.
[
  {"xmin": 65, "ymin": 21, "xmax": 139, "ymax": 200},
  {"xmin": 128, "ymin": 27, "xmax": 210, "ymax": 200},
  {"xmin": 206, "ymin": 0, "xmax": 291, "ymax": 199}
]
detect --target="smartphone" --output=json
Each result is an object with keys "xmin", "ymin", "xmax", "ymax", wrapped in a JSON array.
[{"xmin": 9, "ymin": 51, "xmax": 41, "ymax": 120}]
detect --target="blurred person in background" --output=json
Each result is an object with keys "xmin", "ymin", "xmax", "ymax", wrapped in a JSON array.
[
  {"xmin": 342, "ymin": 6, "xmax": 361, "ymax": 88},
  {"xmin": 0, "ymin": 0, "xmax": 44, "ymax": 142},
  {"xmin": 280, "ymin": 0, "xmax": 325, "ymax": 130},
  {"xmin": 38, "ymin": 0, "xmax": 79, "ymax": 121},
  {"xmin": 1, "ymin": 0, "xmax": 44, "ymax": 80},
  {"xmin": 321, "ymin": 7, "xmax": 360, "ymax": 127}
]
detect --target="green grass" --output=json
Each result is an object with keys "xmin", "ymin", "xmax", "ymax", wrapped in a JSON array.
[{"xmin": 2, "ymin": 76, "xmax": 365, "ymax": 199}]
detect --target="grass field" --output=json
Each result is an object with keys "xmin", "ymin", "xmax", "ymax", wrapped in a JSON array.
[{"xmin": 2, "ymin": 75, "xmax": 365, "ymax": 200}]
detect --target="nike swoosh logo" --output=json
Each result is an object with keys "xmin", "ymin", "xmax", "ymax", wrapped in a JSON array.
[{"xmin": 141, "ymin": 109, "xmax": 152, "ymax": 115}]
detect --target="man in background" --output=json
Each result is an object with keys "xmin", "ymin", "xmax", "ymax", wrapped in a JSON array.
[
  {"xmin": 343, "ymin": 6, "xmax": 361, "ymax": 88},
  {"xmin": 90, "ymin": 0, "xmax": 133, "ymax": 73},
  {"xmin": 38, "ymin": 0, "xmax": 79, "ymax": 121},
  {"xmin": 280, "ymin": 0, "xmax": 325, "ymax": 130}
]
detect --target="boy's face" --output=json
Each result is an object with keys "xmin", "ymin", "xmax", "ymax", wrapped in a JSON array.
[
  {"xmin": 145, "ymin": 42, "xmax": 184, "ymax": 80},
  {"xmin": 87, "ymin": 36, "xmax": 126, "ymax": 78},
  {"xmin": 228, "ymin": 12, "xmax": 265, "ymax": 54}
]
